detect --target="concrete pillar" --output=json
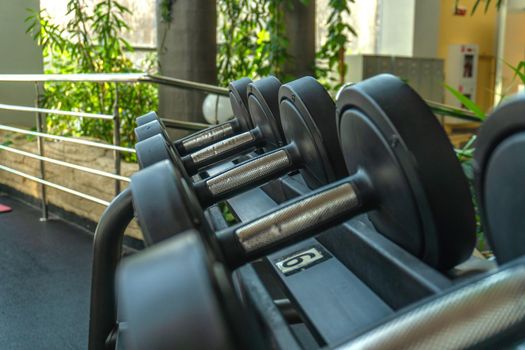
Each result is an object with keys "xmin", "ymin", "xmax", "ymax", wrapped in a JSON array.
[
  {"xmin": 377, "ymin": 0, "xmax": 439, "ymax": 57},
  {"xmin": 156, "ymin": 0, "xmax": 217, "ymax": 124},
  {"xmin": 284, "ymin": 0, "xmax": 316, "ymax": 78},
  {"xmin": 0, "ymin": 0, "xmax": 43, "ymax": 127}
]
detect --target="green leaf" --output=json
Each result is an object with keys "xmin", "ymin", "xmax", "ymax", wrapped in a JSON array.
[
  {"xmin": 444, "ymin": 84, "xmax": 486, "ymax": 120},
  {"xmin": 505, "ymin": 60, "xmax": 525, "ymax": 86}
]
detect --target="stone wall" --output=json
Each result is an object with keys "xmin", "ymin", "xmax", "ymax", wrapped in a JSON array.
[{"xmin": 0, "ymin": 130, "xmax": 142, "ymax": 240}]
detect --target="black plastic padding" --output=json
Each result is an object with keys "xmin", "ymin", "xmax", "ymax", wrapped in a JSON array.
[
  {"xmin": 136, "ymin": 111, "xmax": 159, "ymax": 126},
  {"xmin": 473, "ymin": 94, "xmax": 525, "ymax": 263},
  {"xmin": 248, "ymin": 76, "xmax": 284, "ymax": 142},
  {"xmin": 229, "ymin": 77, "xmax": 253, "ymax": 130},
  {"xmin": 247, "ymin": 77, "xmax": 283, "ymax": 150},
  {"xmin": 279, "ymin": 77, "xmax": 348, "ymax": 181},
  {"xmin": 117, "ymin": 231, "xmax": 235, "ymax": 350},
  {"xmin": 130, "ymin": 161, "xmax": 195, "ymax": 246},
  {"xmin": 135, "ymin": 120, "xmax": 169, "ymax": 143},
  {"xmin": 135, "ymin": 134, "xmax": 172, "ymax": 169},
  {"xmin": 337, "ymin": 74, "xmax": 476, "ymax": 271}
]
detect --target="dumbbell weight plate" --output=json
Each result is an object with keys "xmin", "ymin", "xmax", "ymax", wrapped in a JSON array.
[
  {"xmin": 119, "ymin": 75, "xmax": 478, "ymax": 349},
  {"xmin": 474, "ymin": 94, "xmax": 525, "ymax": 264},
  {"xmin": 134, "ymin": 77, "xmax": 253, "ymax": 154},
  {"xmin": 337, "ymin": 76, "xmax": 476, "ymax": 268},
  {"xmin": 132, "ymin": 74, "xmax": 475, "ymax": 271},
  {"xmin": 135, "ymin": 77, "xmax": 347, "ymax": 212}
]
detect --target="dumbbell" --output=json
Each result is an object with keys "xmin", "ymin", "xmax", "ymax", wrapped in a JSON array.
[
  {"xmin": 134, "ymin": 77, "xmax": 348, "ymax": 217},
  {"xmin": 136, "ymin": 77, "xmax": 284, "ymax": 176},
  {"xmin": 135, "ymin": 76, "xmax": 282, "ymax": 175},
  {"xmin": 118, "ymin": 74, "xmax": 477, "ymax": 349},
  {"xmin": 473, "ymin": 93, "xmax": 525, "ymax": 264},
  {"xmin": 135, "ymin": 77, "xmax": 253, "ymax": 156},
  {"xmin": 132, "ymin": 74, "xmax": 476, "ymax": 268}
]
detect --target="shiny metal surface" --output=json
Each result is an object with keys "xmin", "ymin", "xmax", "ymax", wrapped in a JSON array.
[
  {"xmin": 182, "ymin": 122, "xmax": 235, "ymax": 153},
  {"xmin": 236, "ymin": 182, "xmax": 358, "ymax": 252},
  {"xmin": 190, "ymin": 131, "xmax": 255, "ymax": 165},
  {"xmin": 0, "ymin": 103, "xmax": 113, "ymax": 120},
  {"xmin": 337, "ymin": 265, "xmax": 525, "ymax": 350},
  {"xmin": 206, "ymin": 149, "xmax": 291, "ymax": 196}
]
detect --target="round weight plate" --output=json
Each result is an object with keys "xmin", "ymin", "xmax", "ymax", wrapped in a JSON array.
[
  {"xmin": 247, "ymin": 76, "xmax": 283, "ymax": 150},
  {"xmin": 229, "ymin": 78, "xmax": 252, "ymax": 131},
  {"xmin": 131, "ymin": 161, "xmax": 197, "ymax": 246},
  {"xmin": 136, "ymin": 111, "xmax": 160, "ymax": 127},
  {"xmin": 474, "ymin": 95, "xmax": 525, "ymax": 263},
  {"xmin": 279, "ymin": 77, "xmax": 348, "ymax": 189},
  {"xmin": 135, "ymin": 134, "xmax": 173, "ymax": 169},
  {"xmin": 135, "ymin": 120, "xmax": 170, "ymax": 143},
  {"xmin": 337, "ymin": 74, "xmax": 476, "ymax": 270},
  {"xmin": 117, "ymin": 231, "xmax": 235, "ymax": 350},
  {"xmin": 135, "ymin": 133, "xmax": 191, "ymax": 180}
]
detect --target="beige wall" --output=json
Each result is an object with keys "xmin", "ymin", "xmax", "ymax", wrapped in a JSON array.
[
  {"xmin": 0, "ymin": 0, "xmax": 43, "ymax": 127},
  {"xmin": 438, "ymin": 0, "xmax": 498, "ymax": 112}
]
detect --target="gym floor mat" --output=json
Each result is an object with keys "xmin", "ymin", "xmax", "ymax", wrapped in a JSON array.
[{"xmin": 0, "ymin": 195, "xmax": 92, "ymax": 349}]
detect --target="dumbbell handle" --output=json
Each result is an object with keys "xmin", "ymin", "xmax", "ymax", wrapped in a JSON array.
[
  {"xmin": 174, "ymin": 119, "xmax": 239, "ymax": 155},
  {"xmin": 193, "ymin": 145, "xmax": 299, "ymax": 207},
  {"xmin": 216, "ymin": 175, "xmax": 372, "ymax": 269},
  {"xmin": 181, "ymin": 128, "xmax": 264, "ymax": 176}
]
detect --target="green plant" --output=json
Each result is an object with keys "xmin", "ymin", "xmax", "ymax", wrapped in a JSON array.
[
  {"xmin": 471, "ymin": 0, "xmax": 503, "ymax": 14},
  {"xmin": 217, "ymin": 0, "xmax": 293, "ymax": 85},
  {"xmin": 217, "ymin": 0, "xmax": 357, "ymax": 91},
  {"xmin": 316, "ymin": 0, "xmax": 356, "ymax": 89},
  {"xmin": 26, "ymin": 0, "xmax": 158, "ymax": 162}
]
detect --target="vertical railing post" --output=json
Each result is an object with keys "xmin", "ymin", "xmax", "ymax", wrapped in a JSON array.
[
  {"xmin": 35, "ymin": 81, "xmax": 48, "ymax": 221},
  {"xmin": 113, "ymin": 83, "xmax": 121, "ymax": 196}
]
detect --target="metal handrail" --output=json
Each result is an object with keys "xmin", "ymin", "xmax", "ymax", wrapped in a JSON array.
[
  {"xmin": 0, "ymin": 125, "xmax": 135, "ymax": 153},
  {"xmin": 0, "ymin": 164, "xmax": 110, "ymax": 206},
  {"xmin": 0, "ymin": 103, "xmax": 114, "ymax": 120},
  {"xmin": 0, "ymin": 145, "xmax": 130, "ymax": 182}
]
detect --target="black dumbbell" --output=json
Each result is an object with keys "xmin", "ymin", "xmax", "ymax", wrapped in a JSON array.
[
  {"xmin": 474, "ymin": 93, "xmax": 525, "ymax": 264},
  {"xmin": 118, "ymin": 74, "xmax": 477, "ymax": 349},
  {"xmin": 135, "ymin": 76, "xmax": 282, "ymax": 175},
  {"xmin": 135, "ymin": 77, "xmax": 253, "ymax": 156},
  {"xmin": 132, "ymin": 74, "xmax": 476, "ymax": 270},
  {"xmin": 134, "ymin": 77, "xmax": 348, "ymax": 217},
  {"xmin": 136, "ymin": 77, "xmax": 283, "ymax": 176}
]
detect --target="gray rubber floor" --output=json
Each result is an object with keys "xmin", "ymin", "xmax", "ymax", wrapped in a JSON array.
[{"xmin": 0, "ymin": 194, "xmax": 92, "ymax": 349}]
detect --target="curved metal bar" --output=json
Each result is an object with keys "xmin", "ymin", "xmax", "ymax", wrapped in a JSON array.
[{"xmin": 88, "ymin": 188, "xmax": 134, "ymax": 350}]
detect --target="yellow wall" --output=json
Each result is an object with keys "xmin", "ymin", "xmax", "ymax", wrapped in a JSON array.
[{"xmin": 438, "ymin": 0, "xmax": 498, "ymax": 111}]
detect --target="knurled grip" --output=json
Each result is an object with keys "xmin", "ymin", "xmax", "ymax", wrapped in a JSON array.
[
  {"xmin": 236, "ymin": 182, "xmax": 358, "ymax": 253},
  {"xmin": 337, "ymin": 265, "xmax": 525, "ymax": 350},
  {"xmin": 179, "ymin": 122, "xmax": 235, "ymax": 154},
  {"xmin": 190, "ymin": 131, "xmax": 256, "ymax": 167},
  {"xmin": 206, "ymin": 149, "xmax": 292, "ymax": 197}
]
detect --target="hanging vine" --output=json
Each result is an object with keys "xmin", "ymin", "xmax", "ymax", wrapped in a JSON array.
[
  {"xmin": 217, "ymin": 0, "xmax": 292, "ymax": 85},
  {"xmin": 316, "ymin": 0, "xmax": 356, "ymax": 89},
  {"xmin": 217, "ymin": 0, "xmax": 356, "ymax": 91}
]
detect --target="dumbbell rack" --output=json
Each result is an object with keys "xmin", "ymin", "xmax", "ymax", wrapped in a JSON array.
[{"xmin": 200, "ymin": 155, "xmax": 455, "ymax": 348}]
